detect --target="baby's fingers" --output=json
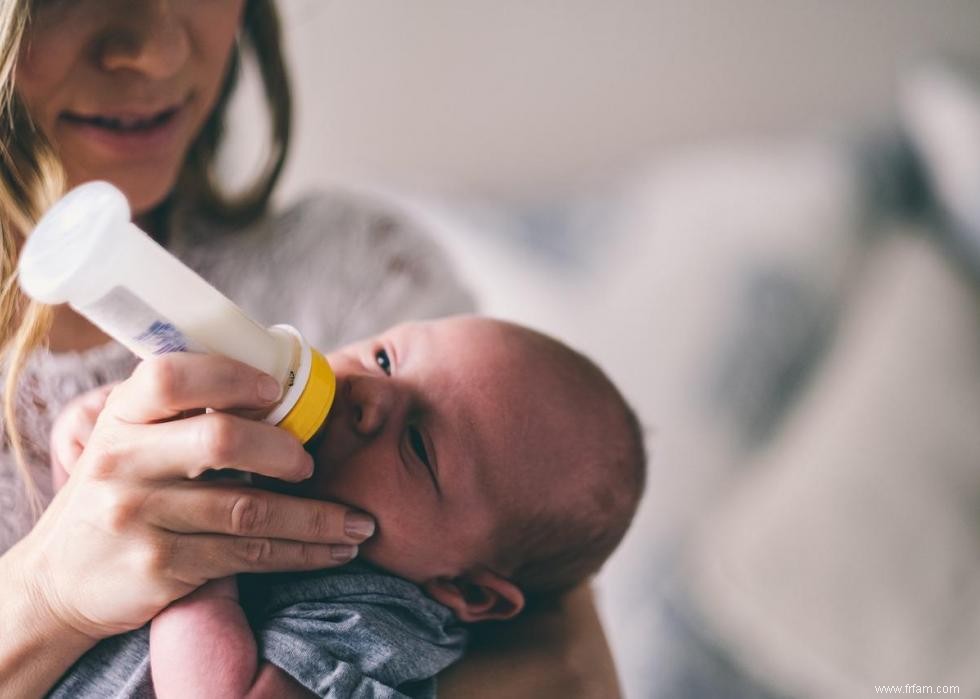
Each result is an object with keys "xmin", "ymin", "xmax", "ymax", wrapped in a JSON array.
[{"xmin": 50, "ymin": 383, "xmax": 117, "ymax": 476}]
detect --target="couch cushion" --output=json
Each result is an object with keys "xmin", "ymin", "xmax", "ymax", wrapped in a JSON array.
[{"xmin": 688, "ymin": 233, "xmax": 980, "ymax": 698}]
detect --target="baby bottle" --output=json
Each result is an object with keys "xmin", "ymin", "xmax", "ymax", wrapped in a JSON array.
[{"xmin": 18, "ymin": 181, "xmax": 335, "ymax": 444}]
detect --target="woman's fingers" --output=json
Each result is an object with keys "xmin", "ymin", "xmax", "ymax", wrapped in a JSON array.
[
  {"xmin": 146, "ymin": 482, "xmax": 374, "ymax": 546},
  {"xmin": 166, "ymin": 533, "xmax": 358, "ymax": 582},
  {"xmin": 104, "ymin": 353, "xmax": 282, "ymax": 424},
  {"xmin": 85, "ymin": 411, "xmax": 314, "ymax": 483}
]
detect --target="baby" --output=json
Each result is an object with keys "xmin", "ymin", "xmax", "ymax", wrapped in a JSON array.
[{"xmin": 49, "ymin": 315, "xmax": 646, "ymax": 698}]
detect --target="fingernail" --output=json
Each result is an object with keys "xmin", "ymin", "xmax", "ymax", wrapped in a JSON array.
[
  {"xmin": 258, "ymin": 375, "xmax": 282, "ymax": 402},
  {"xmin": 331, "ymin": 545, "xmax": 358, "ymax": 562},
  {"xmin": 344, "ymin": 512, "xmax": 376, "ymax": 540}
]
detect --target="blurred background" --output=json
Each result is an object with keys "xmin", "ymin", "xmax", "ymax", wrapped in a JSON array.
[{"xmin": 227, "ymin": 2, "xmax": 980, "ymax": 697}]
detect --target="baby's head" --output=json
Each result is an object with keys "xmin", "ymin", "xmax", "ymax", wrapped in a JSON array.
[{"xmin": 275, "ymin": 315, "xmax": 645, "ymax": 622}]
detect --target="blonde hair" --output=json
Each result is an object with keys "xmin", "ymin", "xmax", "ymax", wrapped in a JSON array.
[{"xmin": 1, "ymin": 0, "xmax": 293, "ymax": 511}]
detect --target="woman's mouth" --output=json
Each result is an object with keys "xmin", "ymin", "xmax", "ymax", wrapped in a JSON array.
[
  {"xmin": 61, "ymin": 106, "xmax": 181, "ymax": 133},
  {"xmin": 58, "ymin": 101, "xmax": 190, "ymax": 157}
]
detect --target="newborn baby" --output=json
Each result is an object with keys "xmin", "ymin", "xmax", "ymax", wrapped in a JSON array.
[{"xmin": 50, "ymin": 315, "xmax": 646, "ymax": 698}]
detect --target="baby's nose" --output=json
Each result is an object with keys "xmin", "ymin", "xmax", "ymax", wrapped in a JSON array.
[{"xmin": 346, "ymin": 374, "xmax": 395, "ymax": 438}]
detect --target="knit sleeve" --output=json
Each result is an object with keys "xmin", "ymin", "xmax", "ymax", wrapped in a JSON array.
[
  {"xmin": 177, "ymin": 191, "xmax": 477, "ymax": 352},
  {"xmin": 280, "ymin": 192, "xmax": 477, "ymax": 348}
]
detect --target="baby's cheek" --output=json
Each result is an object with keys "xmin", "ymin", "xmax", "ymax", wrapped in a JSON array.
[{"xmin": 359, "ymin": 513, "xmax": 446, "ymax": 584}]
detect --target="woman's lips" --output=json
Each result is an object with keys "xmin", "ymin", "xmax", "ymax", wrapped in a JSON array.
[
  {"xmin": 58, "ymin": 100, "xmax": 190, "ymax": 158},
  {"xmin": 63, "ymin": 106, "xmax": 179, "ymax": 129}
]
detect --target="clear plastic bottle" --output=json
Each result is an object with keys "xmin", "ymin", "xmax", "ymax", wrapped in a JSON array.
[{"xmin": 18, "ymin": 181, "xmax": 335, "ymax": 444}]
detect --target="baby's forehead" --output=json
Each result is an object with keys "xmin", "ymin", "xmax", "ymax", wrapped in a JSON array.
[
  {"xmin": 411, "ymin": 318, "xmax": 611, "ymax": 412},
  {"xmin": 393, "ymin": 316, "xmax": 509, "ymax": 343},
  {"xmin": 390, "ymin": 315, "xmax": 612, "ymax": 430},
  {"xmin": 381, "ymin": 318, "xmax": 526, "ymax": 375}
]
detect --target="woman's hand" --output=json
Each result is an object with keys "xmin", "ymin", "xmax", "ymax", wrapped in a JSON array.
[{"xmin": 16, "ymin": 352, "xmax": 371, "ymax": 642}]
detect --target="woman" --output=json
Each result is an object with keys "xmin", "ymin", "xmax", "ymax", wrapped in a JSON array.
[{"xmin": 0, "ymin": 1, "xmax": 618, "ymax": 696}]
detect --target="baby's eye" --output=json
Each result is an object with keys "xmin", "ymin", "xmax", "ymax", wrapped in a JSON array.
[{"xmin": 375, "ymin": 348, "xmax": 391, "ymax": 376}]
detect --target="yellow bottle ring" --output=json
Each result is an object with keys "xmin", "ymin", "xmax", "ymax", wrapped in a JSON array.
[{"xmin": 277, "ymin": 348, "xmax": 336, "ymax": 444}]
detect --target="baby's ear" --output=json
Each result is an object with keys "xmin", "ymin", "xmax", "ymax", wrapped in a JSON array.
[{"xmin": 423, "ymin": 569, "xmax": 525, "ymax": 622}]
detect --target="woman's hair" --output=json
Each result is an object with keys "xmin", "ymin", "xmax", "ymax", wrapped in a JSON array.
[{"xmin": 0, "ymin": 0, "xmax": 293, "ymax": 511}]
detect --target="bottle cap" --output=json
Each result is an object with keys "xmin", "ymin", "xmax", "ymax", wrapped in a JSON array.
[
  {"xmin": 263, "ymin": 325, "xmax": 336, "ymax": 444},
  {"xmin": 278, "ymin": 347, "xmax": 336, "ymax": 443}
]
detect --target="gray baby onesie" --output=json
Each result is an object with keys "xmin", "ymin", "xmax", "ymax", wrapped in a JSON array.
[{"xmin": 48, "ymin": 561, "xmax": 467, "ymax": 698}]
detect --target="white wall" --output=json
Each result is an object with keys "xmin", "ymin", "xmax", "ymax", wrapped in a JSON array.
[{"xmin": 265, "ymin": 0, "xmax": 980, "ymax": 199}]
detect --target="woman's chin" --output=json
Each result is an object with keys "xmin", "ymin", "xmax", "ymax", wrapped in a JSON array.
[
  {"xmin": 65, "ymin": 164, "xmax": 182, "ymax": 217},
  {"xmin": 114, "ymin": 179, "xmax": 178, "ymax": 217}
]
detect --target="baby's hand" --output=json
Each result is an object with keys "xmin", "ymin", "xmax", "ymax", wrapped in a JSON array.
[
  {"xmin": 50, "ymin": 383, "xmax": 117, "ymax": 489},
  {"xmin": 178, "ymin": 575, "xmax": 240, "ymax": 604}
]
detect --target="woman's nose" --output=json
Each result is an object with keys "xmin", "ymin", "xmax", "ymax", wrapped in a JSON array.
[
  {"xmin": 97, "ymin": 3, "xmax": 191, "ymax": 79},
  {"xmin": 346, "ymin": 375, "xmax": 397, "ymax": 438}
]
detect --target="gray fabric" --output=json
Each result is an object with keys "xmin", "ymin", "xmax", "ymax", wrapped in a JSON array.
[{"xmin": 49, "ymin": 561, "xmax": 466, "ymax": 698}]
